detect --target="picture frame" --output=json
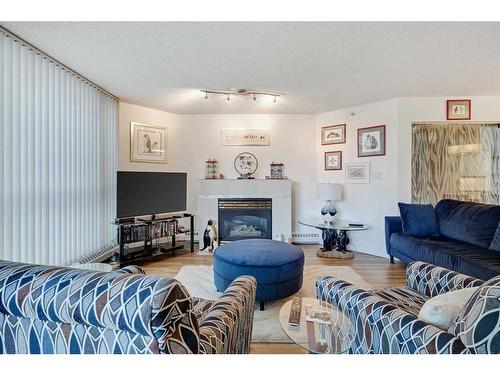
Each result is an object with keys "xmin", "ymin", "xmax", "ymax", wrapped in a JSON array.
[
  {"xmin": 324, "ymin": 151, "xmax": 342, "ymax": 170},
  {"xmin": 130, "ymin": 122, "xmax": 168, "ymax": 164},
  {"xmin": 447, "ymin": 99, "xmax": 471, "ymax": 120},
  {"xmin": 221, "ymin": 129, "xmax": 270, "ymax": 146},
  {"xmin": 345, "ymin": 162, "xmax": 370, "ymax": 184},
  {"xmin": 357, "ymin": 125, "xmax": 386, "ymax": 157},
  {"xmin": 321, "ymin": 124, "xmax": 346, "ymax": 145}
]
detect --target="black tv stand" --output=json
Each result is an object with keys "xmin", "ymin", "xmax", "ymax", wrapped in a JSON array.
[{"xmin": 113, "ymin": 213, "xmax": 194, "ymax": 267}]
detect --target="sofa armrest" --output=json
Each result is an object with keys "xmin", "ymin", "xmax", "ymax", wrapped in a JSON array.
[
  {"xmin": 406, "ymin": 261, "xmax": 484, "ymax": 297},
  {"xmin": 198, "ymin": 276, "xmax": 256, "ymax": 354},
  {"xmin": 316, "ymin": 276, "xmax": 467, "ymax": 354},
  {"xmin": 385, "ymin": 216, "xmax": 402, "ymax": 253}
]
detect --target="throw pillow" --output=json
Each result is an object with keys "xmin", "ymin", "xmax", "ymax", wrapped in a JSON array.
[
  {"xmin": 398, "ymin": 202, "xmax": 440, "ymax": 237},
  {"xmin": 489, "ymin": 222, "xmax": 500, "ymax": 252},
  {"xmin": 418, "ymin": 287, "xmax": 479, "ymax": 330}
]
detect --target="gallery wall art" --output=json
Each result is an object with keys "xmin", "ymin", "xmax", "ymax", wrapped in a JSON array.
[
  {"xmin": 221, "ymin": 129, "xmax": 270, "ymax": 146},
  {"xmin": 321, "ymin": 124, "xmax": 346, "ymax": 145},
  {"xmin": 357, "ymin": 125, "xmax": 386, "ymax": 157},
  {"xmin": 130, "ymin": 122, "xmax": 168, "ymax": 163}
]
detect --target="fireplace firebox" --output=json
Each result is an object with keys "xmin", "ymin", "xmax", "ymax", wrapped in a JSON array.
[{"xmin": 218, "ymin": 198, "xmax": 272, "ymax": 243}]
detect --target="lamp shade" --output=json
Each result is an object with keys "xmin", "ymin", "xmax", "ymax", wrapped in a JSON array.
[{"xmin": 317, "ymin": 183, "xmax": 342, "ymax": 201}]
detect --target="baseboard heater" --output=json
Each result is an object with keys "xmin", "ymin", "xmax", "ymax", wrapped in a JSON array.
[
  {"xmin": 69, "ymin": 243, "xmax": 118, "ymax": 266},
  {"xmin": 291, "ymin": 232, "xmax": 321, "ymax": 245}
]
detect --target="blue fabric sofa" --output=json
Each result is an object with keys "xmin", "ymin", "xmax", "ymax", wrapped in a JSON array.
[{"xmin": 385, "ymin": 199, "xmax": 500, "ymax": 280}]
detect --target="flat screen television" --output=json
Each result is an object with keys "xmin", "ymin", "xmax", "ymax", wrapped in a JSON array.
[{"xmin": 116, "ymin": 171, "xmax": 187, "ymax": 218}]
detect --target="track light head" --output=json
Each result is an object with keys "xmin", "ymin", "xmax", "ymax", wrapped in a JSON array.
[
  {"xmin": 253, "ymin": 93, "xmax": 257, "ymax": 102},
  {"xmin": 226, "ymin": 93, "xmax": 230, "ymax": 102},
  {"xmin": 273, "ymin": 95, "xmax": 277, "ymax": 103},
  {"xmin": 204, "ymin": 92, "xmax": 208, "ymax": 100}
]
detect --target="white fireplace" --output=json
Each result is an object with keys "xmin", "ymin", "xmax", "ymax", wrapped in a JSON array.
[{"xmin": 197, "ymin": 179, "xmax": 292, "ymax": 244}]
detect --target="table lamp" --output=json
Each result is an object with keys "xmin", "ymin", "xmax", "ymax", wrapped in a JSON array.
[{"xmin": 317, "ymin": 183, "xmax": 342, "ymax": 223}]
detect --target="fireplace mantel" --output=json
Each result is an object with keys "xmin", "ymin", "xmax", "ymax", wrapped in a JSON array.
[{"xmin": 197, "ymin": 179, "xmax": 292, "ymax": 244}]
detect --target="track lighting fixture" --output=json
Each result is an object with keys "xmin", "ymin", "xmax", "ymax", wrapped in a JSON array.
[{"xmin": 200, "ymin": 89, "xmax": 281, "ymax": 103}]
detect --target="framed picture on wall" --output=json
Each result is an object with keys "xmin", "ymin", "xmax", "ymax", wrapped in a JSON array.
[
  {"xmin": 345, "ymin": 162, "xmax": 370, "ymax": 184},
  {"xmin": 321, "ymin": 124, "xmax": 346, "ymax": 145},
  {"xmin": 357, "ymin": 125, "xmax": 386, "ymax": 157},
  {"xmin": 221, "ymin": 129, "xmax": 270, "ymax": 146},
  {"xmin": 130, "ymin": 122, "xmax": 168, "ymax": 163},
  {"xmin": 324, "ymin": 151, "xmax": 342, "ymax": 170},
  {"xmin": 447, "ymin": 99, "xmax": 471, "ymax": 120}
]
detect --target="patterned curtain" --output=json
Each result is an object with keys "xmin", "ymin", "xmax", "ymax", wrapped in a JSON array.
[{"xmin": 412, "ymin": 123, "xmax": 500, "ymax": 205}]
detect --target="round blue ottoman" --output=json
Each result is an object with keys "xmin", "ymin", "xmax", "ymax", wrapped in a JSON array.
[{"xmin": 213, "ymin": 239, "xmax": 304, "ymax": 310}]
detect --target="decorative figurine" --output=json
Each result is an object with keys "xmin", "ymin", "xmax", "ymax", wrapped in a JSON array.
[
  {"xmin": 234, "ymin": 152, "xmax": 258, "ymax": 179},
  {"xmin": 200, "ymin": 220, "xmax": 217, "ymax": 253},
  {"xmin": 266, "ymin": 161, "xmax": 287, "ymax": 179},
  {"xmin": 205, "ymin": 159, "xmax": 218, "ymax": 179}
]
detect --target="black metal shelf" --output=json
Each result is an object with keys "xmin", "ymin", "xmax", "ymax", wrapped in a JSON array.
[{"xmin": 113, "ymin": 213, "xmax": 194, "ymax": 267}]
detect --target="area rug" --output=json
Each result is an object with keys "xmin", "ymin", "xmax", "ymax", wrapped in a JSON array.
[{"xmin": 175, "ymin": 265, "xmax": 372, "ymax": 343}]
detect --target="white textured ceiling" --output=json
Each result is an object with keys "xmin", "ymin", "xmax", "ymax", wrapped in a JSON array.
[{"xmin": 3, "ymin": 22, "xmax": 500, "ymax": 114}]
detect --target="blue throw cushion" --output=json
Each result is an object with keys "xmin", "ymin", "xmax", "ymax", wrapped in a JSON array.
[
  {"xmin": 398, "ymin": 202, "xmax": 440, "ymax": 238},
  {"xmin": 490, "ymin": 223, "xmax": 500, "ymax": 252}
]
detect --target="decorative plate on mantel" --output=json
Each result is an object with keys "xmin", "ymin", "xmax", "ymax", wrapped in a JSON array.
[{"xmin": 234, "ymin": 152, "xmax": 258, "ymax": 179}]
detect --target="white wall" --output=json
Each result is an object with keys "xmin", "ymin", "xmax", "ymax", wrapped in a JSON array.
[
  {"xmin": 316, "ymin": 98, "xmax": 400, "ymax": 258},
  {"xmin": 119, "ymin": 102, "xmax": 317, "ymax": 234}
]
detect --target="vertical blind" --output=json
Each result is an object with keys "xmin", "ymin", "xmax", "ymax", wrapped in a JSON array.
[{"xmin": 0, "ymin": 31, "xmax": 118, "ymax": 266}]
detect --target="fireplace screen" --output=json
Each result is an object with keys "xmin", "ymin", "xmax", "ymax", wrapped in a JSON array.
[{"xmin": 218, "ymin": 198, "xmax": 272, "ymax": 242}]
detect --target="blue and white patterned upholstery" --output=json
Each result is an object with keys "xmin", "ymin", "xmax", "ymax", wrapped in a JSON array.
[
  {"xmin": 0, "ymin": 261, "xmax": 256, "ymax": 354},
  {"xmin": 448, "ymin": 274, "xmax": 500, "ymax": 354},
  {"xmin": 317, "ymin": 261, "xmax": 499, "ymax": 354}
]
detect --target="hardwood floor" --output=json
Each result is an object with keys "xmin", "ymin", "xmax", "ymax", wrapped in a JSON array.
[{"xmin": 139, "ymin": 244, "xmax": 407, "ymax": 354}]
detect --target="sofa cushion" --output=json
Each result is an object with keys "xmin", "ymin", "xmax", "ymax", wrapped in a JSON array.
[
  {"xmin": 448, "ymin": 275, "xmax": 500, "ymax": 354},
  {"xmin": 418, "ymin": 287, "xmax": 479, "ymax": 330},
  {"xmin": 490, "ymin": 223, "xmax": 500, "ymax": 252},
  {"xmin": 390, "ymin": 232, "xmax": 500, "ymax": 280},
  {"xmin": 434, "ymin": 199, "xmax": 500, "ymax": 248},
  {"xmin": 398, "ymin": 203, "xmax": 440, "ymax": 237}
]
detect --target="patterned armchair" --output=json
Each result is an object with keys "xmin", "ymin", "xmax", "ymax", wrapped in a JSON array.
[
  {"xmin": 317, "ymin": 261, "xmax": 500, "ymax": 354},
  {"xmin": 0, "ymin": 260, "xmax": 256, "ymax": 354}
]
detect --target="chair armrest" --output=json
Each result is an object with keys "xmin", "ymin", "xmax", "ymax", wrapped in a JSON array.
[
  {"xmin": 385, "ymin": 216, "xmax": 402, "ymax": 253},
  {"xmin": 316, "ymin": 276, "xmax": 467, "ymax": 354},
  {"xmin": 406, "ymin": 261, "xmax": 484, "ymax": 297},
  {"xmin": 113, "ymin": 265, "xmax": 146, "ymax": 275},
  {"xmin": 198, "ymin": 276, "xmax": 256, "ymax": 354}
]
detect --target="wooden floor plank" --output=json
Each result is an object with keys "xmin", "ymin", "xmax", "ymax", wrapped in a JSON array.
[{"xmin": 139, "ymin": 244, "xmax": 407, "ymax": 354}]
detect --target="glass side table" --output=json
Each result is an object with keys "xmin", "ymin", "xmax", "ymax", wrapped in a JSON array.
[
  {"xmin": 279, "ymin": 297, "xmax": 354, "ymax": 354},
  {"xmin": 298, "ymin": 220, "xmax": 370, "ymax": 258}
]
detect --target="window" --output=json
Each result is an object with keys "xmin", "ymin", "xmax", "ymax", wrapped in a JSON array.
[
  {"xmin": 412, "ymin": 123, "xmax": 500, "ymax": 205},
  {"xmin": 0, "ymin": 30, "xmax": 118, "ymax": 265}
]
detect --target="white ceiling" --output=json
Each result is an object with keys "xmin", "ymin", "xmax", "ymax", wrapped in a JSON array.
[{"xmin": 3, "ymin": 22, "xmax": 500, "ymax": 114}]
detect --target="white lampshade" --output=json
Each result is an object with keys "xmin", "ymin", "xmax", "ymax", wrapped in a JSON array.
[{"xmin": 317, "ymin": 183, "xmax": 342, "ymax": 201}]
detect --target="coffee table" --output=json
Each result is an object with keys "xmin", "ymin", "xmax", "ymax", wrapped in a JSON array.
[{"xmin": 279, "ymin": 297, "xmax": 354, "ymax": 354}]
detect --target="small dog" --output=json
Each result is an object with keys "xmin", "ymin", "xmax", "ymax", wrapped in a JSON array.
[{"xmin": 201, "ymin": 220, "xmax": 217, "ymax": 253}]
